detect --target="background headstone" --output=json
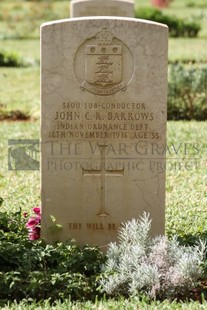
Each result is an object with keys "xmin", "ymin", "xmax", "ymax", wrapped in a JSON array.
[
  {"xmin": 70, "ymin": 0, "xmax": 134, "ymax": 18},
  {"xmin": 41, "ymin": 17, "xmax": 168, "ymax": 249}
]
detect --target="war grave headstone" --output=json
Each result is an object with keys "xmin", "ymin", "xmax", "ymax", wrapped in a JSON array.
[
  {"xmin": 70, "ymin": 0, "xmax": 134, "ymax": 18},
  {"xmin": 41, "ymin": 10, "xmax": 168, "ymax": 249}
]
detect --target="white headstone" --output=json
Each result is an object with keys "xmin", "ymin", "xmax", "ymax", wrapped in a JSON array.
[
  {"xmin": 41, "ymin": 17, "xmax": 168, "ymax": 249},
  {"xmin": 70, "ymin": 0, "xmax": 134, "ymax": 18}
]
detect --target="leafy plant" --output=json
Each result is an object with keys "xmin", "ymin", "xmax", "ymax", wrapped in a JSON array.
[
  {"xmin": 0, "ymin": 108, "xmax": 30, "ymax": 121},
  {"xmin": 0, "ymin": 209, "xmax": 105, "ymax": 302},
  {"xmin": 0, "ymin": 209, "xmax": 28, "ymax": 242},
  {"xmin": 100, "ymin": 213, "xmax": 206, "ymax": 300},
  {"xmin": 135, "ymin": 7, "xmax": 201, "ymax": 38},
  {"xmin": 168, "ymin": 63, "xmax": 207, "ymax": 120},
  {"xmin": 0, "ymin": 197, "xmax": 3, "ymax": 206},
  {"xmin": 0, "ymin": 49, "xmax": 36, "ymax": 67}
]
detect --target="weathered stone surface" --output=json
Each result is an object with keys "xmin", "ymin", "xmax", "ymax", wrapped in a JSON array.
[
  {"xmin": 70, "ymin": 0, "xmax": 134, "ymax": 18},
  {"xmin": 41, "ymin": 17, "xmax": 168, "ymax": 249}
]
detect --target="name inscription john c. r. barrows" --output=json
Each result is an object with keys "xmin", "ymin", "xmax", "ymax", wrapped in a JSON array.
[{"xmin": 48, "ymin": 101, "xmax": 161, "ymax": 140}]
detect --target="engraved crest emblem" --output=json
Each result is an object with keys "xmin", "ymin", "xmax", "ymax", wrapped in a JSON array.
[
  {"xmin": 74, "ymin": 28, "xmax": 134, "ymax": 96},
  {"xmin": 85, "ymin": 29, "xmax": 122, "ymax": 87}
]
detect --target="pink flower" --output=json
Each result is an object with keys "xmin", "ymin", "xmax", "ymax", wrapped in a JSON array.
[
  {"xmin": 23, "ymin": 212, "xmax": 28, "ymax": 218},
  {"xmin": 26, "ymin": 206, "xmax": 41, "ymax": 241},
  {"xmin": 151, "ymin": 0, "xmax": 169, "ymax": 8},
  {"xmin": 32, "ymin": 207, "xmax": 41, "ymax": 215},
  {"xmin": 28, "ymin": 227, "xmax": 40, "ymax": 240},
  {"xmin": 26, "ymin": 217, "xmax": 40, "ymax": 228}
]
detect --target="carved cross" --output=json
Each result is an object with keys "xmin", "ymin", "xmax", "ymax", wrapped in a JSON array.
[{"xmin": 82, "ymin": 145, "xmax": 124, "ymax": 216}]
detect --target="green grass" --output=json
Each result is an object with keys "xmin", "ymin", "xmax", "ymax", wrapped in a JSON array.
[
  {"xmin": 1, "ymin": 39, "xmax": 40, "ymax": 61},
  {"xmin": 166, "ymin": 121, "xmax": 207, "ymax": 241},
  {"xmin": 168, "ymin": 38, "xmax": 207, "ymax": 63},
  {"xmin": 0, "ymin": 67, "xmax": 40, "ymax": 117},
  {"xmin": 0, "ymin": 121, "xmax": 40, "ymax": 213}
]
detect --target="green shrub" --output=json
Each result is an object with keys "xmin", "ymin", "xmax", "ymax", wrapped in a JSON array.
[
  {"xmin": 0, "ymin": 50, "xmax": 37, "ymax": 67},
  {"xmin": 0, "ymin": 50, "xmax": 22, "ymax": 67},
  {"xmin": 0, "ymin": 109, "xmax": 30, "ymax": 121},
  {"xmin": 168, "ymin": 63, "xmax": 207, "ymax": 120},
  {"xmin": 100, "ymin": 213, "xmax": 206, "ymax": 300},
  {"xmin": 0, "ymin": 209, "xmax": 105, "ymax": 302},
  {"xmin": 135, "ymin": 7, "xmax": 201, "ymax": 38}
]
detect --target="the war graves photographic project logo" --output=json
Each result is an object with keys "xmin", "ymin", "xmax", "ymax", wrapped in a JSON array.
[{"xmin": 8, "ymin": 139, "xmax": 40, "ymax": 171}]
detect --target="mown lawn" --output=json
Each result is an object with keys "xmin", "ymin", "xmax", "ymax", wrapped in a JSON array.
[{"xmin": 0, "ymin": 67, "xmax": 40, "ymax": 117}]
